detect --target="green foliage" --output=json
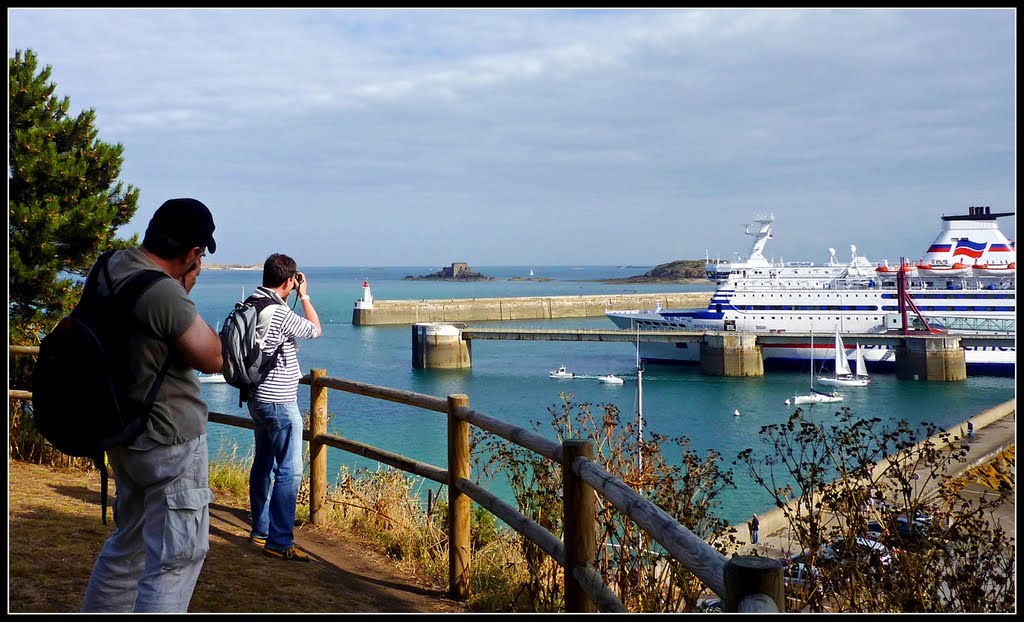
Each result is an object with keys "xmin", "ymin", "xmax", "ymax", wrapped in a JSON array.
[
  {"xmin": 736, "ymin": 407, "xmax": 1015, "ymax": 613},
  {"xmin": 9, "ymin": 48, "xmax": 140, "ymax": 344},
  {"xmin": 473, "ymin": 393, "xmax": 737, "ymax": 612},
  {"xmin": 641, "ymin": 259, "xmax": 709, "ymax": 280}
]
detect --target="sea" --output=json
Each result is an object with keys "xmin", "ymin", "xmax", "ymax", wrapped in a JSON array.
[{"xmin": 191, "ymin": 265, "xmax": 1016, "ymax": 526}]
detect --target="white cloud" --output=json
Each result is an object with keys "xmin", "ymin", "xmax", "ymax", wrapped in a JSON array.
[{"xmin": 8, "ymin": 7, "xmax": 1014, "ymax": 265}]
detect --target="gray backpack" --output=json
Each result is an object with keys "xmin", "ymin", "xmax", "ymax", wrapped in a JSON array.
[{"xmin": 219, "ymin": 293, "xmax": 283, "ymax": 406}]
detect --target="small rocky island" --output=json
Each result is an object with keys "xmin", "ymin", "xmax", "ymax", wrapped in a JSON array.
[
  {"xmin": 600, "ymin": 259, "xmax": 710, "ymax": 284},
  {"xmin": 404, "ymin": 262, "xmax": 496, "ymax": 281}
]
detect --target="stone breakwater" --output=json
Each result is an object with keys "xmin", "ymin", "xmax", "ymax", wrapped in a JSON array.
[{"xmin": 352, "ymin": 292, "xmax": 712, "ymax": 326}]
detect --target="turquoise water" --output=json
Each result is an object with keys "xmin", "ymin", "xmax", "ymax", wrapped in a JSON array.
[{"xmin": 192, "ymin": 266, "xmax": 1016, "ymax": 526}]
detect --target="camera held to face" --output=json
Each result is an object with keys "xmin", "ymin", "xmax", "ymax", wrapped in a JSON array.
[{"xmin": 295, "ymin": 272, "xmax": 304, "ymax": 284}]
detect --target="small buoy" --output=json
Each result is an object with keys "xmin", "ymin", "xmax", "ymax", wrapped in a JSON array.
[{"xmin": 734, "ymin": 409, "xmax": 741, "ymax": 417}]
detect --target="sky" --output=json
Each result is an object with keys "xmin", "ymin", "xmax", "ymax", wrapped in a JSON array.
[{"xmin": 7, "ymin": 8, "xmax": 1017, "ymax": 267}]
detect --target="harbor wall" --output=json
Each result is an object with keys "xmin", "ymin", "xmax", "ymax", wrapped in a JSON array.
[{"xmin": 352, "ymin": 292, "xmax": 712, "ymax": 326}]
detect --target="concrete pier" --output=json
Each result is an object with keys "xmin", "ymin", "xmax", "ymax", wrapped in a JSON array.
[
  {"xmin": 413, "ymin": 326, "xmax": 1008, "ymax": 379},
  {"xmin": 353, "ymin": 292, "xmax": 712, "ymax": 326},
  {"xmin": 412, "ymin": 323, "xmax": 472, "ymax": 369},
  {"xmin": 699, "ymin": 334, "xmax": 765, "ymax": 377},
  {"xmin": 895, "ymin": 335, "xmax": 968, "ymax": 381}
]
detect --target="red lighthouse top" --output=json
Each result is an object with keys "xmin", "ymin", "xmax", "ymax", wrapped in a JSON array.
[{"xmin": 363, "ymin": 280, "xmax": 369, "ymax": 288}]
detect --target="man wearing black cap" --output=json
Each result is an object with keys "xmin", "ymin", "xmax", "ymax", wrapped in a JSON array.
[{"xmin": 81, "ymin": 198, "xmax": 224, "ymax": 613}]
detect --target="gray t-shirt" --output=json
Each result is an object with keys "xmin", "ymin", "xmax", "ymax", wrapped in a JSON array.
[{"xmin": 96, "ymin": 247, "xmax": 208, "ymax": 445}]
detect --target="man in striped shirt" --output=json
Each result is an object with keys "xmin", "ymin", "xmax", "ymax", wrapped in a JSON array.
[{"xmin": 246, "ymin": 253, "xmax": 321, "ymax": 563}]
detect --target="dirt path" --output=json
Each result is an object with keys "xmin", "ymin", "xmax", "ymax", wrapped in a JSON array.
[{"xmin": 7, "ymin": 460, "xmax": 469, "ymax": 613}]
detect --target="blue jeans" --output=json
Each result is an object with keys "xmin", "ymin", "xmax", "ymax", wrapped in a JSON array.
[
  {"xmin": 82, "ymin": 435, "xmax": 212, "ymax": 612},
  {"xmin": 247, "ymin": 400, "xmax": 304, "ymax": 551}
]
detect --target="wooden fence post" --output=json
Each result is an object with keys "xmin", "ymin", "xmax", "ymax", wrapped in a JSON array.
[
  {"xmin": 723, "ymin": 555, "xmax": 785, "ymax": 612},
  {"xmin": 309, "ymin": 368, "xmax": 328, "ymax": 526},
  {"xmin": 562, "ymin": 438, "xmax": 597, "ymax": 613},
  {"xmin": 447, "ymin": 393, "xmax": 471, "ymax": 601}
]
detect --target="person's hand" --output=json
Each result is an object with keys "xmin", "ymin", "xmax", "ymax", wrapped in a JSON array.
[
  {"xmin": 183, "ymin": 257, "xmax": 202, "ymax": 294},
  {"xmin": 295, "ymin": 272, "xmax": 308, "ymax": 298}
]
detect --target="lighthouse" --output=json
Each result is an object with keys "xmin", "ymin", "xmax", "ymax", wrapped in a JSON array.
[
  {"xmin": 352, "ymin": 279, "xmax": 375, "ymax": 325},
  {"xmin": 354, "ymin": 279, "xmax": 373, "ymax": 310}
]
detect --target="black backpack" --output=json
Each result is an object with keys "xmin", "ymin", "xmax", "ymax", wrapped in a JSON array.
[
  {"xmin": 31, "ymin": 250, "xmax": 172, "ymax": 524},
  {"xmin": 218, "ymin": 292, "xmax": 284, "ymax": 407}
]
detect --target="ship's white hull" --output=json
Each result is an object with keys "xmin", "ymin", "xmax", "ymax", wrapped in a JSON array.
[
  {"xmin": 604, "ymin": 328, "xmax": 1016, "ymax": 374},
  {"xmin": 608, "ymin": 207, "xmax": 1016, "ymax": 375}
]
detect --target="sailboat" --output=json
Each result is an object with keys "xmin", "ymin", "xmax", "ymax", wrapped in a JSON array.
[
  {"xmin": 785, "ymin": 330, "xmax": 844, "ymax": 406},
  {"xmin": 816, "ymin": 330, "xmax": 871, "ymax": 387}
]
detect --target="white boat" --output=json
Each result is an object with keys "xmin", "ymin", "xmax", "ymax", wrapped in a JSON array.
[
  {"xmin": 549, "ymin": 365, "xmax": 575, "ymax": 379},
  {"xmin": 785, "ymin": 331, "xmax": 844, "ymax": 406},
  {"xmin": 606, "ymin": 207, "xmax": 1016, "ymax": 375},
  {"xmin": 971, "ymin": 261, "xmax": 1016, "ymax": 278},
  {"xmin": 197, "ymin": 372, "xmax": 227, "ymax": 384},
  {"xmin": 817, "ymin": 330, "xmax": 871, "ymax": 387},
  {"xmin": 529, "ymin": 269, "xmax": 534, "ymax": 277},
  {"xmin": 786, "ymin": 388, "xmax": 845, "ymax": 406},
  {"xmin": 915, "ymin": 260, "xmax": 972, "ymax": 278},
  {"xmin": 597, "ymin": 374, "xmax": 624, "ymax": 385}
]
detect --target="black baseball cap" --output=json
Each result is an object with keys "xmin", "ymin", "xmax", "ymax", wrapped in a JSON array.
[{"xmin": 146, "ymin": 198, "xmax": 217, "ymax": 254}]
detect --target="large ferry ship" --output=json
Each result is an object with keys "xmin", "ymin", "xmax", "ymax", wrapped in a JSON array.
[{"xmin": 606, "ymin": 207, "xmax": 1015, "ymax": 375}]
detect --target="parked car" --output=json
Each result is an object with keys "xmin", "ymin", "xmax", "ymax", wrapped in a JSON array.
[
  {"xmin": 867, "ymin": 511, "xmax": 931, "ymax": 541},
  {"xmin": 821, "ymin": 536, "xmax": 893, "ymax": 570},
  {"xmin": 782, "ymin": 551, "xmax": 824, "ymax": 588}
]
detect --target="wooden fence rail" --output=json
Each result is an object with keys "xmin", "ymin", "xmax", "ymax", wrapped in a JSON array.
[{"xmin": 9, "ymin": 347, "xmax": 782, "ymax": 613}]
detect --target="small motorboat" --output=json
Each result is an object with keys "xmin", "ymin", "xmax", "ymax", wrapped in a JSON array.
[
  {"xmin": 597, "ymin": 374, "xmax": 624, "ymax": 385},
  {"xmin": 549, "ymin": 365, "xmax": 575, "ymax": 379},
  {"xmin": 197, "ymin": 372, "xmax": 227, "ymax": 384}
]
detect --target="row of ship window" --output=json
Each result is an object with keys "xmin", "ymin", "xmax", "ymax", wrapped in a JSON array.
[
  {"xmin": 737, "ymin": 292, "xmax": 1012, "ymax": 299},
  {"xmin": 722, "ymin": 305, "xmax": 1012, "ymax": 313}
]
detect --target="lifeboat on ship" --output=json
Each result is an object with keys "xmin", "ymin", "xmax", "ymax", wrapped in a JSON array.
[
  {"xmin": 875, "ymin": 262, "xmax": 917, "ymax": 276},
  {"xmin": 971, "ymin": 261, "xmax": 1015, "ymax": 277},
  {"xmin": 915, "ymin": 261, "xmax": 971, "ymax": 277}
]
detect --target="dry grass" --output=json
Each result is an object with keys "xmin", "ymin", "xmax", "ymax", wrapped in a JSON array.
[{"xmin": 8, "ymin": 459, "xmax": 468, "ymax": 613}]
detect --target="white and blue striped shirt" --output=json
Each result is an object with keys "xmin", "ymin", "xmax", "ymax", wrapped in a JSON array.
[{"xmin": 250, "ymin": 287, "xmax": 321, "ymax": 404}]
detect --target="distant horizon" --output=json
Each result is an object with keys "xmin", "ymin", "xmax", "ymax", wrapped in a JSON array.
[{"xmin": 204, "ymin": 262, "xmax": 660, "ymax": 269}]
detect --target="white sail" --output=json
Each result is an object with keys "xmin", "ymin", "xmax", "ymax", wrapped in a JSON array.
[
  {"xmin": 854, "ymin": 343, "xmax": 870, "ymax": 379},
  {"xmin": 834, "ymin": 331, "xmax": 853, "ymax": 376}
]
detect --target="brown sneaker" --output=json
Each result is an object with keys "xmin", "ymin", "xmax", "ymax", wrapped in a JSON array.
[
  {"xmin": 248, "ymin": 534, "xmax": 267, "ymax": 546},
  {"xmin": 263, "ymin": 546, "xmax": 311, "ymax": 563}
]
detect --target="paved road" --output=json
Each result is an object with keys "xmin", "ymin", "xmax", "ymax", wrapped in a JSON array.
[{"xmin": 744, "ymin": 399, "xmax": 1016, "ymax": 560}]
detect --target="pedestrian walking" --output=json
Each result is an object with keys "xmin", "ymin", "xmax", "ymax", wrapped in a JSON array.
[
  {"xmin": 750, "ymin": 514, "xmax": 760, "ymax": 544},
  {"xmin": 967, "ymin": 420, "xmax": 975, "ymax": 440}
]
